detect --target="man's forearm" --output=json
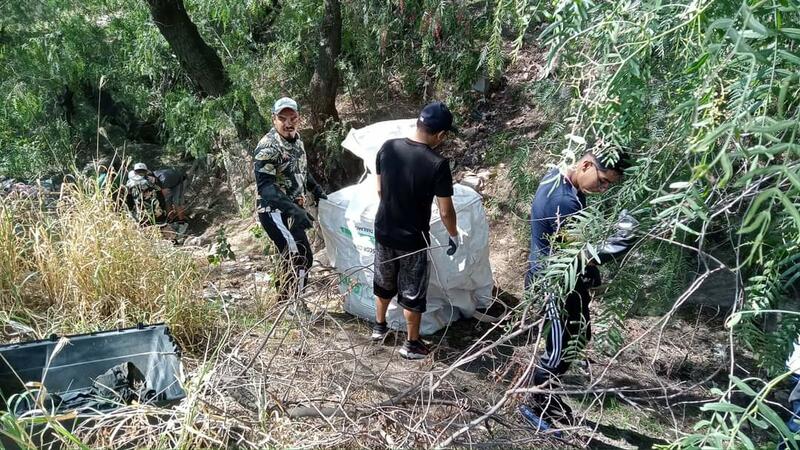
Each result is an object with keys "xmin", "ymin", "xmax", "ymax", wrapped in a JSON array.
[
  {"xmin": 437, "ymin": 197, "xmax": 458, "ymax": 236},
  {"xmin": 442, "ymin": 214, "xmax": 457, "ymax": 236}
]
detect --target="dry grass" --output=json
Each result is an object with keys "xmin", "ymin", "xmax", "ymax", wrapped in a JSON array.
[{"xmin": 0, "ymin": 177, "xmax": 215, "ymax": 350}]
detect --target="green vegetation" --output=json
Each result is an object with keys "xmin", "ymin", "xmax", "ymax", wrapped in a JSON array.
[
  {"xmin": 2, "ymin": 0, "xmax": 800, "ymax": 448},
  {"xmin": 526, "ymin": 1, "xmax": 800, "ymax": 448},
  {"xmin": 0, "ymin": 0, "xmax": 527, "ymax": 179}
]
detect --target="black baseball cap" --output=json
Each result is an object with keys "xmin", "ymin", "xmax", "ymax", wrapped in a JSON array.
[{"xmin": 418, "ymin": 101, "xmax": 458, "ymax": 133}]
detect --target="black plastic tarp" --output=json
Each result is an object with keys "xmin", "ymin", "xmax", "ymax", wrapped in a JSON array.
[{"xmin": 0, "ymin": 323, "xmax": 185, "ymax": 449}]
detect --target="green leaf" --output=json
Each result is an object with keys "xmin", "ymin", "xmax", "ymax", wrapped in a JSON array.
[
  {"xmin": 777, "ymin": 50, "xmax": 800, "ymax": 66},
  {"xmin": 717, "ymin": 151, "xmax": 733, "ymax": 187},
  {"xmin": 701, "ymin": 402, "xmax": 747, "ymax": 414},
  {"xmin": 741, "ymin": 4, "xmax": 769, "ymax": 37},
  {"xmin": 740, "ymin": 189, "xmax": 776, "ymax": 231},
  {"xmin": 780, "ymin": 27, "xmax": 800, "ymax": 40},
  {"xmin": 730, "ymin": 375, "xmax": 758, "ymax": 397},
  {"xmin": 685, "ymin": 53, "xmax": 709, "ymax": 74},
  {"xmin": 737, "ymin": 432, "xmax": 756, "ymax": 450},
  {"xmin": 758, "ymin": 402, "xmax": 794, "ymax": 437},
  {"xmin": 747, "ymin": 119, "xmax": 797, "ymax": 134},
  {"xmin": 585, "ymin": 243, "xmax": 600, "ymax": 264},
  {"xmin": 777, "ymin": 75, "xmax": 799, "ymax": 118},
  {"xmin": 748, "ymin": 414, "xmax": 770, "ymax": 429},
  {"xmin": 650, "ymin": 193, "xmax": 685, "ymax": 204},
  {"xmin": 777, "ymin": 193, "xmax": 800, "ymax": 236},
  {"xmin": 738, "ymin": 210, "xmax": 770, "ymax": 235},
  {"xmin": 675, "ymin": 221, "xmax": 700, "ymax": 236}
]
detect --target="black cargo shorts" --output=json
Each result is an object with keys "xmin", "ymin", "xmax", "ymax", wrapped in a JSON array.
[{"xmin": 372, "ymin": 242, "xmax": 429, "ymax": 313}]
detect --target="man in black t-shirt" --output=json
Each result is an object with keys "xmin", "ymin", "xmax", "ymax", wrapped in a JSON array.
[{"xmin": 371, "ymin": 102, "xmax": 460, "ymax": 360}]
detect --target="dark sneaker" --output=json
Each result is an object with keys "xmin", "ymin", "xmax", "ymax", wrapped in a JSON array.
[
  {"xmin": 519, "ymin": 405, "xmax": 562, "ymax": 437},
  {"xmin": 399, "ymin": 340, "xmax": 429, "ymax": 360},
  {"xmin": 525, "ymin": 393, "xmax": 574, "ymax": 424},
  {"xmin": 371, "ymin": 322, "xmax": 389, "ymax": 341}
]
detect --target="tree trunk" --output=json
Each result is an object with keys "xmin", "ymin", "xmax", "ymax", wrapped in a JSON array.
[
  {"xmin": 307, "ymin": 0, "xmax": 341, "ymax": 131},
  {"xmin": 145, "ymin": 0, "xmax": 230, "ymax": 98}
]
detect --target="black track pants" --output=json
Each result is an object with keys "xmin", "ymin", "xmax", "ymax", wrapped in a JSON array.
[
  {"xmin": 258, "ymin": 208, "xmax": 313, "ymax": 298},
  {"xmin": 539, "ymin": 278, "xmax": 592, "ymax": 376}
]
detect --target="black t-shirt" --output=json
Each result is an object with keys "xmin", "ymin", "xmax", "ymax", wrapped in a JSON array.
[
  {"xmin": 154, "ymin": 168, "xmax": 184, "ymax": 189},
  {"xmin": 374, "ymin": 138, "xmax": 454, "ymax": 251}
]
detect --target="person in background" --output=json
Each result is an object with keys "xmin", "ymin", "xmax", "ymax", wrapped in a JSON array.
[
  {"xmin": 370, "ymin": 101, "xmax": 460, "ymax": 360},
  {"xmin": 126, "ymin": 162, "xmax": 165, "ymax": 225},
  {"xmin": 253, "ymin": 97, "xmax": 327, "ymax": 302},
  {"xmin": 154, "ymin": 167, "xmax": 187, "ymax": 223}
]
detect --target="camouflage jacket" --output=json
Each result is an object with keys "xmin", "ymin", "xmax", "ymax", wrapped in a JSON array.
[
  {"xmin": 253, "ymin": 128, "xmax": 324, "ymax": 209},
  {"xmin": 125, "ymin": 172, "xmax": 165, "ymax": 222}
]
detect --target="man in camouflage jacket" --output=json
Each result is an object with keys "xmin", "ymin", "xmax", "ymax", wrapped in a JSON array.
[
  {"xmin": 126, "ymin": 162, "xmax": 165, "ymax": 225},
  {"xmin": 254, "ymin": 97, "xmax": 327, "ymax": 299}
]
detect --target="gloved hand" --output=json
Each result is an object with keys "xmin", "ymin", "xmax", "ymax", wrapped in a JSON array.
[
  {"xmin": 580, "ymin": 264, "xmax": 602, "ymax": 288},
  {"xmin": 595, "ymin": 209, "xmax": 640, "ymax": 264},
  {"xmin": 292, "ymin": 209, "xmax": 314, "ymax": 230},
  {"xmin": 446, "ymin": 229, "xmax": 467, "ymax": 256},
  {"xmin": 447, "ymin": 235, "xmax": 459, "ymax": 256},
  {"xmin": 315, "ymin": 191, "xmax": 328, "ymax": 205}
]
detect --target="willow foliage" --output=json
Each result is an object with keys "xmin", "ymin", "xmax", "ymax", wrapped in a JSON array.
[
  {"xmin": 0, "ymin": 0, "xmax": 511, "ymax": 179},
  {"xmin": 533, "ymin": 0, "xmax": 800, "ymax": 446}
]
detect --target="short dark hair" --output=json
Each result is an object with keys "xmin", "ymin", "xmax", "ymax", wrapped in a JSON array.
[
  {"xmin": 416, "ymin": 118, "xmax": 439, "ymax": 136},
  {"xmin": 589, "ymin": 151, "xmax": 631, "ymax": 174}
]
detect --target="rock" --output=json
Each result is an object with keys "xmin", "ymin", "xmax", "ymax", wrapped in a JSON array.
[
  {"xmin": 184, "ymin": 236, "xmax": 207, "ymax": 247},
  {"xmin": 254, "ymin": 272, "xmax": 273, "ymax": 286},
  {"xmin": 460, "ymin": 175, "xmax": 484, "ymax": 192},
  {"xmin": 202, "ymin": 287, "xmax": 231, "ymax": 303},
  {"xmin": 3, "ymin": 320, "xmax": 36, "ymax": 340},
  {"xmin": 472, "ymin": 76, "xmax": 488, "ymax": 94},
  {"xmin": 476, "ymin": 169, "xmax": 493, "ymax": 181},
  {"xmin": 461, "ymin": 128, "xmax": 479, "ymax": 140}
]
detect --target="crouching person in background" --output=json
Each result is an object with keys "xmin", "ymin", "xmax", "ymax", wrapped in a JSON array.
[
  {"xmin": 253, "ymin": 97, "xmax": 327, "ymax": 304},
  {"xmin": 154, "ymin": 167, "xmax": 187, "ymax": 224},
  {"xmin": 126, "ymin": 162, "xmax": 166, "ymax": 226}
]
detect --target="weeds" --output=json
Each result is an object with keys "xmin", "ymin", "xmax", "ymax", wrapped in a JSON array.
[
  {"xmin": 208, "ymin": 226, "xmax": 236, "ymax": 265},
  {"xmin": 0, "ymin": 176, "xmax": 216, "ymax": 351}
]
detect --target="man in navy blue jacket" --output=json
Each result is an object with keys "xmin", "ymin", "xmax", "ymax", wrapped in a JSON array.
[{"xmin": 525, "ymin": 151, "xmax": 629, "ymax": 384}]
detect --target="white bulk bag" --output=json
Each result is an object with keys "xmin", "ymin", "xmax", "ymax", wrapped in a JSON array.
[{"xmin": 318, "ymin": 119, "xmax": 493, "ymax": 335}]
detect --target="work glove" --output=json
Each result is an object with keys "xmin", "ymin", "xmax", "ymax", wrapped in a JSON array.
[
  {"xmin": 446, "ymin": 229, "xmax": 467, "ymax": 256},
  {"xmin": 594, "ymin": 209, "xmax": 640, "ymax": 264},
  {"xmin": 580, "ymin": 264, "xmax": 602, "ymax": 288},
  {"xmin": 315, "ymin": 190, "xmax": 328, "ymax": 205},
  {"xmin": 447, "ymin": 235, "xmax": 459, "ymax": 256},
  {"xmin": 289, "ymin": 207, "xmax": 314, "ymax": 230}
]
